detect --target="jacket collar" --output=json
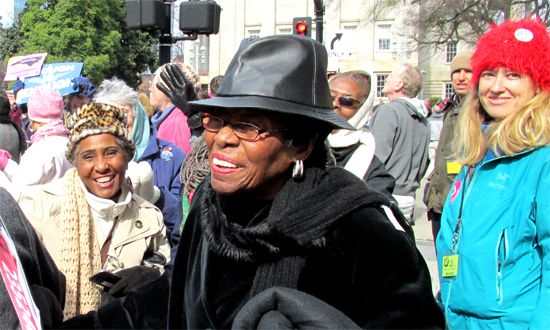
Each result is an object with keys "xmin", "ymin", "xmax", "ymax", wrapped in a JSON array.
[
  {"xmin": 140, "ymin": 127, "xmax": 162, "ymax": 160},
  {"xmin": 111, "ymin": 195, "xmax": 161, "ymax": 248}
]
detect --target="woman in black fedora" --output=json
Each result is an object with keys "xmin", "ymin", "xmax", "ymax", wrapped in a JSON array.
[{"xmin": 64, "ymin": 35, "xmax": 443, "ymax": 329}]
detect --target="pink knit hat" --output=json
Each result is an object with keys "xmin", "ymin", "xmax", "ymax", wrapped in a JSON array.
[{"xmin": 27, "ymin": 87, "xmax": 64, "ymax": 123}]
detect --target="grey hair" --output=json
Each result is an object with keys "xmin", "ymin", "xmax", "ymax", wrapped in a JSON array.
[
  {"xmin": 396, "ymin": 63, "xmax": 422, "ymax": 98},
  {"xmin": 329, "ymin": 71, "xmax": 371, "ymax": 103},
  {"xmin": 94, "ymin": 78, "xmax": 139, "ymax": 108}
]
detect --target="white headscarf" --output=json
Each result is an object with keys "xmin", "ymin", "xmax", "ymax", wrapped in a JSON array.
[{"xmin": 327, "ymin": 69, "xmax": 377, "ymax": 179}]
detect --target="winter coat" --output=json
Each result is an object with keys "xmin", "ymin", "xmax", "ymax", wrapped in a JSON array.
[
  {"xmin": 426, "ymin": 95, "xmax": 462, "ymax": 214},
  {"xmin": 17, "ymin": 179, "xmax": 170, "ymax": 274},
  {"xmin": 151, "ymin": 105, "xmax": 192, "ymax": 153},
  {"xmin": 70, "ymin": 167, "xmax": 444, "ymax": 329},
  {"xmin": 0, "ymin": 187, "xmax": 65, "ymax": 329},
  {"xmin": 138, "ymin": 128, "xmax": 185, "ymax": 254},
  {"xmin": 370, "ymin": 98, "xmax": 430, "ymax": 197},
  {"xmin": 437, "ymin": 145, "xmax": 550, "ymax": 329},
  {"xmin": 332, "ymin": 145, "xmax": 395, "ymax": 199},
  {"xmin": 9, "ymin": 135, "xmax": 72, "ymax": 188}
]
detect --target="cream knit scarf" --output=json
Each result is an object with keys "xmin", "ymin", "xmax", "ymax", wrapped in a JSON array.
[{"xmin": 59, "ymin": 168, "xmax": 102, "ymax": 318}]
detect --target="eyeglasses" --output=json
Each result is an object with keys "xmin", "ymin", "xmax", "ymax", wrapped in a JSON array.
[
  {"xmin": 202, "ymin": 114, "xmax": 284, "ymax": 142},
  {"xmin": 331, "ymin": 95, "xmax": 362, "ymax": 108}
]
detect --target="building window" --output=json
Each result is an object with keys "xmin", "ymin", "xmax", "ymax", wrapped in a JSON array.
[
  {"xmin": 343, "ymin": 24, "xmax": 357, "ymax": 31},
  {"xmin": 376, "ymin": 24, "xmax": 392, "ymax": 51},
  {"xmin": 376, "ymin": 73, "xmax": 389, "ymax": 97},
  {"xmin": 246, "ymin": 28, "xmax": 261, "ymax": 39},
  {"xmin": 278, "ymin": 27, "xmax": 292, "ymax": 34},
  {"xmin": 446, "ymin": 41, "xmax": 457, "ymax": 63},
  {"xmin": 444, "ymin": 82, "xmax": 454, "ymax": 99},
  {"xmin": 379, "ymin": 39, "xmax": 391, "ymax": 50}
]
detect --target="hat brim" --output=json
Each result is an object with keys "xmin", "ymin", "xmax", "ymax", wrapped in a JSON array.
[{"xmin": 189, "ymin": 95, "xmax": 354, "ymax": 130}]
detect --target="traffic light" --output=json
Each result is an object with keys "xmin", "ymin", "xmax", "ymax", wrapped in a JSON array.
[
  {"xmin": 179, "ymin": 1, "xmax": 222, "ymax": 35},
  {"xmin": 126, "ymin": 0, "xmax": 167, "ymax": 31},
  {"xmin": 292, "ymin": 17, "xmax": 312, "ymax": 37}
]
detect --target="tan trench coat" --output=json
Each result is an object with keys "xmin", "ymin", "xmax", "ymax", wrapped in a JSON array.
[{"xmin": 17, "ymin": 179, "xmax": 170, "ymax": 272}]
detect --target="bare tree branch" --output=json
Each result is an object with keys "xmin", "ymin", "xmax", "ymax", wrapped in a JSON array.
[{"xmin": 372, "ymin": 0, "xmax": 550, "ymax": 49}]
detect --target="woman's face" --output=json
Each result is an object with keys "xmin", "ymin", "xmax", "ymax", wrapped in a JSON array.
[
  {"xmin": 204, "ymin": 109, "xmax": 305, "ymax": 200},
  {"xmin": 121, "ymin": 104, "xmax": 135, "ymax": 135},
  {"xmin": 148, "ymin": 74, "xmax": 171, "ymax": 111},
  {"xmin": 75, "ymin": 133, "xmax": 128, "ymax": 201},
  {"xmin": 329, "ymin": 77, "xmax": 364, "ymax": 121},
  {"xmin": 478, "ymin": 67, "xmax": 538, "ymax": 120}
]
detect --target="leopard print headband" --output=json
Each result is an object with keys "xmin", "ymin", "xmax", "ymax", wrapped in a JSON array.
[{"xmin": 65, "ymin": 103, "xmax": 135, "ymax": 161}]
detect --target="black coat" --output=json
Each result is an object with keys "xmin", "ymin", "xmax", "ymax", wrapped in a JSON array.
[
  {"xmin": 66, "ymin": 168, "xmax": 443, "ymax": 329},
  {"xmin": 332, "ymin": 145, "xmax": 396, "ymax": 200},
  {"xmin": 0, "ymin": 188, "xmax": 65, "ymax": 329},
  {"xmin": 169, "ymin": 184, "xmax": 442, "ymax": 328}
]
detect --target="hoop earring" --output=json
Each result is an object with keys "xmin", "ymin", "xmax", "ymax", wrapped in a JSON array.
[{"xmin": 292, "ymin": 159, "xmax": 304, "ymax": 181}]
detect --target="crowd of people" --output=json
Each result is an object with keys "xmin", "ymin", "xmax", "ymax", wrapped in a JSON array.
[{"xmin": 0, "ymin": 17, "xmax": 549, "ymax": 329}]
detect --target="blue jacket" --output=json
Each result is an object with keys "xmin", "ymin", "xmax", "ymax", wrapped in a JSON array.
[
  {"xmin": 138, "ymin": 128, "xmax": 186, "ymax": 255},
  {"xmin": 437, "ymin": 145, "xmax": 550, "ymax": 329}
]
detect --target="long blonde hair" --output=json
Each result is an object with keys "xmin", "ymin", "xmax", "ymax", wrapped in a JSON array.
[{"xmin": 454, "ymin": 90, "xmax": 550, "ymax": 165}]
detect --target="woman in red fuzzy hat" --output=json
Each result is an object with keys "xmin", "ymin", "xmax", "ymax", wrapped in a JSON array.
[{"xmin": 436, "ymin": 18, "xmax": 550, "ymax": 329}]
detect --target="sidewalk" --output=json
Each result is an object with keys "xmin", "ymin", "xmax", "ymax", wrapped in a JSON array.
[{"xmin": 412, "ymin": 178, "xmax": 440, "ymax": 295}]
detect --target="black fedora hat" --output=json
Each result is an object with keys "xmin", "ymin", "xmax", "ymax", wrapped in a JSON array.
[{"xmin": 189, "ymin": 35, "xmax": 354, "ymax": 130}]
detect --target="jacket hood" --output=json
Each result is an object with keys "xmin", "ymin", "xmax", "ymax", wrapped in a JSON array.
[{"xmin": 399, "ymin": 97, "xmax": 429, "ymax": 119}]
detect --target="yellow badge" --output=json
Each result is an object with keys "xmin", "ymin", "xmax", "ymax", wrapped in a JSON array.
[
  {"xmin": 442, "ymin": 255, "xmax": 459, "ymax": 278},
  {"xmin": 446, "ymin": 162, "xmax": 462, "ymax": 175}
]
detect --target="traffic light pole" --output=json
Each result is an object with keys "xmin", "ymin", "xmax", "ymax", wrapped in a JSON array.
[
  {"xmin": 126, "ymin": 0, "xmax": 220, "ymax": 65},
  {"xmin": 159, "ymin": 0, "xmax": 174, "ymax": 65},
  {"xmin": 313, "ymin": 0, "xmax": 324, "ymax": 43}
]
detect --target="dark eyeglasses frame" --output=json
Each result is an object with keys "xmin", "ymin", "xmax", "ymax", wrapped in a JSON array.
[
  {"xmin": 202, "ymin": 114, "xmax": 285, "ymax": 142},
  {"xmin": 332, "ymin": 95, "xmax": 362, "ymax": 108}
]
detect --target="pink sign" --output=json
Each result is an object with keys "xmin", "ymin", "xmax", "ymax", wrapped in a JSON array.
[
  {"xmin": 4, "ymin": 53, "xmax": 47, "ymax": 81},
  {"xmin": 0, "ymin": 224, "xmax": 42, "ymax": 330}
]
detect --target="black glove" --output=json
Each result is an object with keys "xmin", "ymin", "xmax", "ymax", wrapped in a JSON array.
[
  {"xmin": 232, "ymin": 287, "xmax": 361, "ymax": 330},
  {"xmin": 156, "ymin": 64, "xmax": 197, "ymax": 116},
  {"xmin": 100, "ymin": 266, "xmax": 161, "ymax": 305}
]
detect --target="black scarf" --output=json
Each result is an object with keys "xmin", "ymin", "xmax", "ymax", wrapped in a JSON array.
[{"xmin": 200, "ymin": 166, "xmax": 397, "ymax": 295}]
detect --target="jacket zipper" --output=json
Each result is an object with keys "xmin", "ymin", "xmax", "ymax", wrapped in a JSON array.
[{"xmin": 496, "ymin": 229, "xmax": 508, "ymax": 305}]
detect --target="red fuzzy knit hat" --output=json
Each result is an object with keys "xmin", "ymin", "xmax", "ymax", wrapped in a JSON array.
[{"xmin": 471, "ymin": 18, "xmax": 550, "ymax": 91}]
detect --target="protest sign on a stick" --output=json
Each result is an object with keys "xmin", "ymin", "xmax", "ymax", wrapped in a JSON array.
[{"xmin": 4, "ymin": 53, "xmax": 47, "ymax": 82}]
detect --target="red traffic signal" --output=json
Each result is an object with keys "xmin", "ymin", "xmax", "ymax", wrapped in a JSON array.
[
  {"xmin": 296, "ymin": 21, "xmax": 308, "ymax": 35},
  {"xmin": 292, "ymin": 17, "xmax": 312, "ymax": 37}
]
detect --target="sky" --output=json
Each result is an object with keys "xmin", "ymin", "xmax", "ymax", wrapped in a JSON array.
[{"xmin": 0, "ymin": 0, "xmax": 15, "ymax": 28}]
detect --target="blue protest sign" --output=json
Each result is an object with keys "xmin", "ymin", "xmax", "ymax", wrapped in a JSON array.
[{"xmin": 16, "ymin": 62, "xmax": 84, "ymax": 104}]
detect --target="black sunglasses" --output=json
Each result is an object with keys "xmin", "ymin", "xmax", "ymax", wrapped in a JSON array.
[{"xmin": 331, "ymin": 95, "xmax": 362, "ymax": 108}]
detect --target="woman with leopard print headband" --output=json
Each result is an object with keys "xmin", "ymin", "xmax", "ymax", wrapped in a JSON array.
[{"xmin": 18, "ymin": 102, "xmax": 170, "ymax": 318}]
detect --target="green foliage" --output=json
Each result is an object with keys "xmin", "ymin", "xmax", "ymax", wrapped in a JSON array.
[
  {"xmin": 0, "ymin": 23, "xmax": 24, "ymax": 63},
  {"xmin": 14, "ymin": 0, "xmax": 157, "ymax": 87}
]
